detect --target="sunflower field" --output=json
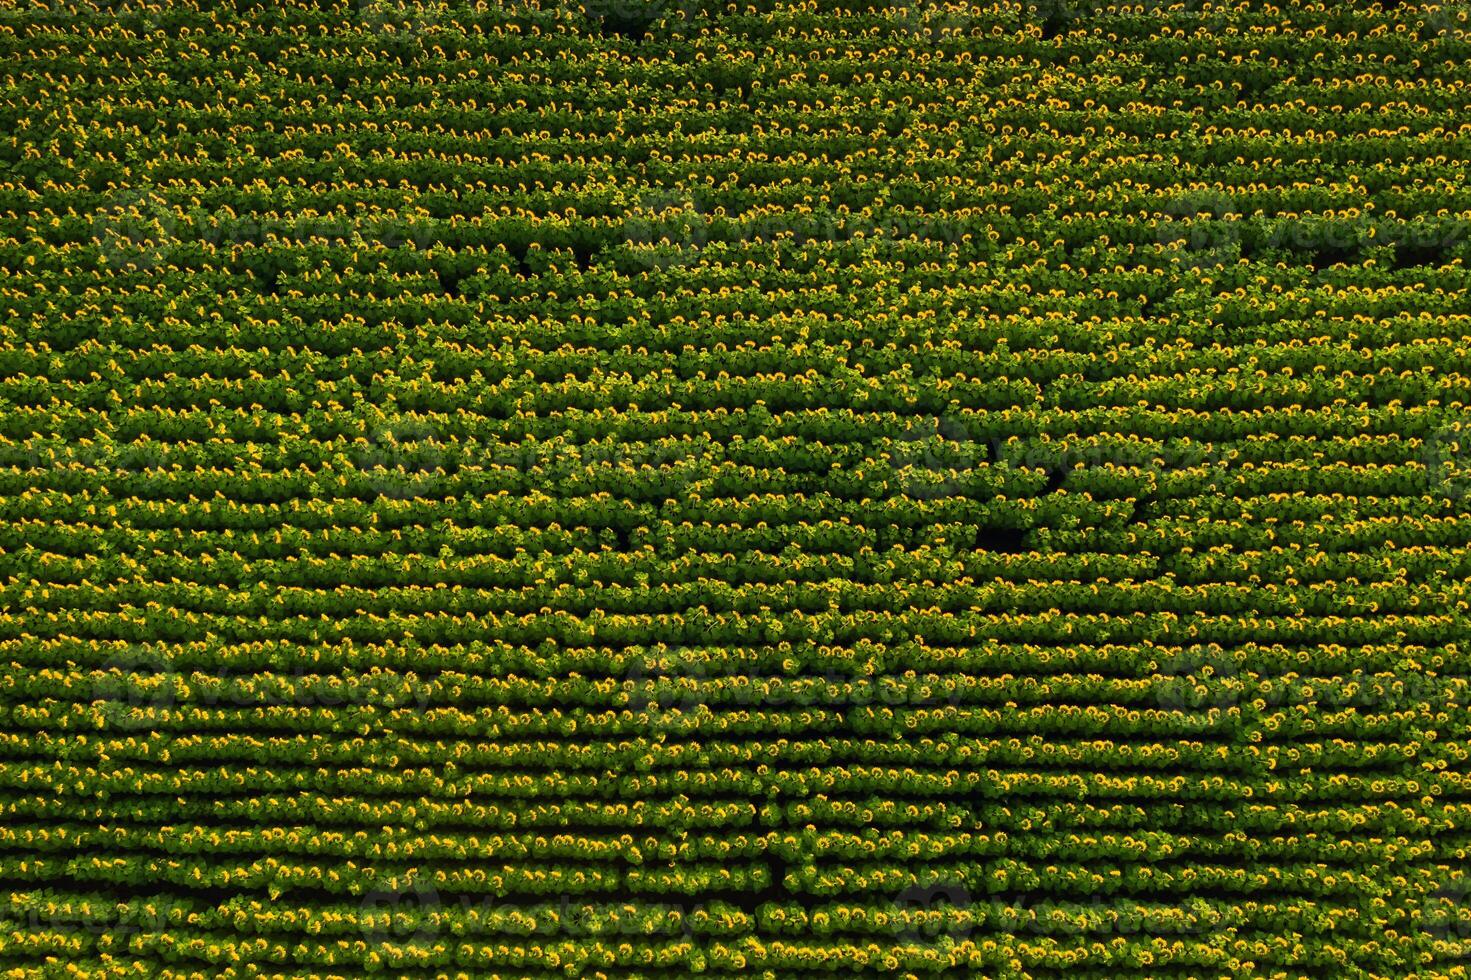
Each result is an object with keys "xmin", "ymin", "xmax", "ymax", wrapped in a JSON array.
[{"xmin": 1, "ymin": 0, "xmax": 1470, "ymax": 977}]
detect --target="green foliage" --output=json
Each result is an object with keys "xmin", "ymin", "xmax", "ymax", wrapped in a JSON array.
[{"xmin": 1, "ymin": 0, "xmax": 1470, "ymax": 977}]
